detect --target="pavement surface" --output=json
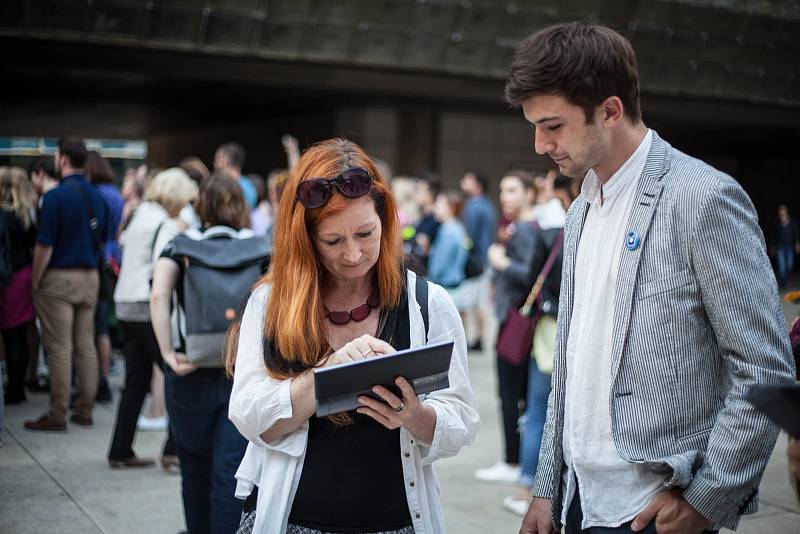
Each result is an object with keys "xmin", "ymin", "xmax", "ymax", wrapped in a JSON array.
[{"xmin": 2, "ymin": 304, "xmax": 799, "ymax": 534}]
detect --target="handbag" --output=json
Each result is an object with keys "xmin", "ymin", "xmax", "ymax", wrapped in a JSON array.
[{"xmin": 496, "ymin": 229, "xmax": 564, "ymax": 366}]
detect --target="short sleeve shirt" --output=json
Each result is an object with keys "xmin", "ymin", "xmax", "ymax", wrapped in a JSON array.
[{"xmin": 37, "ymin": 174, "xmax": 108, "ymax": 268}]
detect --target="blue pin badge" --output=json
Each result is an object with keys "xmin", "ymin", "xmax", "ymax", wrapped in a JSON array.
[{"xmin": 625, "ymin": 231, "xmax": 641, "ymax": 251}]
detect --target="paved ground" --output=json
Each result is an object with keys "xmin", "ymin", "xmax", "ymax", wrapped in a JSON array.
[{"xmin": 1, "ymin": 303, "xmax": 799, "ymax": 533}]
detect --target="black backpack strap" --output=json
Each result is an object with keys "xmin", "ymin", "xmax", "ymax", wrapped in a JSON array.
[
  {"xmin": 415, "ymin": 275, "xmax": 429, "ymax": 344},
  {"xmin": 149, "ymin": 219, "xmax": 167, "ymax": 260}
]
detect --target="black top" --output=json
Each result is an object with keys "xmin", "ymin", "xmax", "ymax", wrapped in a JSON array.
[
  {"xmin": 415, "ymin": 213, "xmax": 440, "ymax": 243},
  {"xmin": 774, "ymin": 218, "xmax": 800, "ymax": 248},
  {"xmin": 0, "ymin": 209, "xmax": 36, "ymax": 271},
  {"xmin": 288, "ymin": 286, "xmax": 413, "ymax": 532}
]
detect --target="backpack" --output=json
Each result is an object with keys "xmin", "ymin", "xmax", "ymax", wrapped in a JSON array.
[
  {"xmin": 463, "ymin": 237, "xmax": 484, "ymax": 280},
  {"xmin": 170, "ymin": 233, "xmax": 270, "ymax": 367}
]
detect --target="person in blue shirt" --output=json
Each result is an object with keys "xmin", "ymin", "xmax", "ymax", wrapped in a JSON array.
[
  {"xmin": 460, "ymin": 171, "xmax": 497, "ymax": 264},
  {"xmin": 427, "ymin": 190, "xmax": 469, "ymax": 290},
  {"xmin": 460, "ymin": 171, "xmax": 498, "ymax": 352},
  {"xmin": 26, "ymin": 137, "xmax": 109, "ymax": 432},
  {"xmin": 214, "ymin": 141, "xmax": 257, "ymax": 210},
  {"xmin": 85, "ymin": 150, "xmax": 124, "ymax": 404}
]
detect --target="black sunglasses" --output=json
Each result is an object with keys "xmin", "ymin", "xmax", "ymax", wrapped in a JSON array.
[{"xmin": 296, "ymin": 167, "xmax": 372, "ymax": 209}]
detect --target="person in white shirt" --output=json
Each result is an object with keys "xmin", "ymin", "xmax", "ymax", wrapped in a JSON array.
[
  {"xmin": 225, "ymin": 138, "xmax": 479, "ymax": 534},
  {"xmin": 109, "ymin": 167, "xmax": 197, "ymax": 469},
  {"xmin": 508, "ymin": 22, "xmax": 794, "ymax": 534}
]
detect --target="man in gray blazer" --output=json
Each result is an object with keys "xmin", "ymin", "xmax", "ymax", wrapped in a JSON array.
[{"xmin": 506, "ymin": 22, "xmax": 797, "ymax": 534}]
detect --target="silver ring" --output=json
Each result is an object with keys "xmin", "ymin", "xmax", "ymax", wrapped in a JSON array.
[
  {"xmin": 360, "ymin": 349, "xmax": 374, "ymax": 359},
  {"xmin": 395, "ymin": 402, "xmax": 404, "ymax": 413}
]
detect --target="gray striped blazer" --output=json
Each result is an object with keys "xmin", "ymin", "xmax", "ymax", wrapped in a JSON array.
[{"xmin": 532, "ymin": 131, "xmax": 797, "ymax": 530}]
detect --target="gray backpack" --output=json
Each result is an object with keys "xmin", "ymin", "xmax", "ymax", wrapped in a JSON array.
[{"xmin": 170, "ymin": 233, "xmax": 270, "ymax": 367}]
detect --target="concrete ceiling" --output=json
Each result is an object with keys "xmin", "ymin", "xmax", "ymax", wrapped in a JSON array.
[{"xmin": 1, "ymin": 0, "xmax": 798, "ymax": 108}]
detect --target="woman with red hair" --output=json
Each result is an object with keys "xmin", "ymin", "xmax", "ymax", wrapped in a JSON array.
[{"xmin": 227, "ymin": 139, "xmax": 479, "ymax": 534}]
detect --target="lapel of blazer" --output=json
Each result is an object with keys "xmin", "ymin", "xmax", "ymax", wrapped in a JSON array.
[
  {"xmin": 559, "ymin": 195, "xmax": 590, "ymax": 353},
  {"xmin": 609, "ymin": 132, "xmax": 671, "ymax": 382}
]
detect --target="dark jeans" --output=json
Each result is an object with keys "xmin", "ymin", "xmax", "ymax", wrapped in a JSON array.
[
  {"xmin": 565, "ymin": 489, "xmax": 718, "ymax": 534},
  {"xmin": 3, "ymin": 321, "xmax": 32, "ymax": 402},
  {"xmin": 776, "ymin": 244, "xmax": 795, "ymax": 287},
  {"xmin": 108, "ymin": 320, "xmax": 175, "ymax": 459},
  {"xmin": 496, "ymin": 352, "xmax": 529, "ymax": 465},
  {"xmin": 166, "ymin": 367, "xmax": 248, "ymax": 534},
  {"xmin": 565, "ymin": 490, "xmax": 657, "ymax": 534}
]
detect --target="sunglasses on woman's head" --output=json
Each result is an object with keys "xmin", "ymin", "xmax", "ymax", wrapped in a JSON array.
[{"xmin": 296, "ymin": 167, "xmax": 373, "ymax": 209}]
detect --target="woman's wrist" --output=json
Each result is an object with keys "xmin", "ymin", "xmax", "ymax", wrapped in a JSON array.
[{"xmin": 405, "ymin": 403, "xmax": 437, "ymax": 444}]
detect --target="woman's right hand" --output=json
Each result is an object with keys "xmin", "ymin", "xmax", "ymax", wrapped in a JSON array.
[
  {"xmin": 163, "ymin": 350, "xmax": 198, "ymax": 376},
  {"xmin": 323, "ymin": 335, "xmax": 395, "ymax": 367}
]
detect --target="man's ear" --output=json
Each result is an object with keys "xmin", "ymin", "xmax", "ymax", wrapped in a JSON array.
[{"xmin": 600, "ymin": 96, "xmax": 624, "ymax": 127}]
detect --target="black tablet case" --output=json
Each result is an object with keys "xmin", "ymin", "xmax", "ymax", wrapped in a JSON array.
[
  {"xmin": 745, "ymin": 384, "xmax": 800, "ymax": 438},
  {"xmin": 313, "ymin": 340, "xmax": 454, "ymax": 417}
]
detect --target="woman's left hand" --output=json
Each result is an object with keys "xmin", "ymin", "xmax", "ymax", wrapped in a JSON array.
[{"xmin": 357, "ymin": 377, "xmax": 436, "ymax": 442}]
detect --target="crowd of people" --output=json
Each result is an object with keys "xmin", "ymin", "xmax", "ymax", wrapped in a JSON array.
[
  {"xmin": 0, "ymin": 126, "xmax": 577, "ymax": 532},
  {"xmin": 1, "ymin": 20, "xmax": 799, "ymax": 534},
  {"xmin": 0, "ymin": 137, "xmax": 290, "ymax": 531}
]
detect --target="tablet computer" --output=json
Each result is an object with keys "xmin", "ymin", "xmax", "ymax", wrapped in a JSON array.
[{"xmin": 313, "ymin": 340, "xmax": 454, "ymax": 417}]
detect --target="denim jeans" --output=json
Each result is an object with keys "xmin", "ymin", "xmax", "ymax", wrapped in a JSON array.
[
  {"xmin": 519, "ymin": 357, "xmax": 552, "ymax": 487},
  {"xmin": 776, "ymin": 244, "xmax": 795, "ymax": 287},
  {"xmin": 165, "ymin": 368, "xmax": 248, "ymax": 534}
]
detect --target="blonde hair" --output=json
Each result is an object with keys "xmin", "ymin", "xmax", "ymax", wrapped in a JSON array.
[
  {"xmin": 0, "ymin": 166, "xmax": 36, "ymax": 230},
  {"xmin": 145, "ymin": 167, "xmax": 198, "ymax": 216}
]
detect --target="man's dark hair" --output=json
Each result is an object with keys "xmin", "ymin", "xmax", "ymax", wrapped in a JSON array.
[
  {"xmin": 218, "ymin": 142, "xmax": 246, "ymax": 170},
  {"xmin": 57, "ymin": 137, "xmax": 89, "ymax": 168},
  {"xmin": 467, "ymin": 171, "xmax": 489, "ymax": 193},
  {"xmin": 505, "ymin": 22, "xmax": 641, "ymax": 124},
  {"xmin": 417, "ymin": 169, "xmax": 441, "ymax": 198},
  {"xmin": 420, "ymin": 179, "xmax": 441, "ymax": 198},
  {"xmin": 28, "ymin": 155, "xmax": 55, "ymax": 178},
  {"xmin": 553, "ymin": 175, "xmax": 575, "ymax": 200}
]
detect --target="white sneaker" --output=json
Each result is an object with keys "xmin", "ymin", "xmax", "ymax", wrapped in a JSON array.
[
  {"xmin": 137, "ymin": 415, "xmax": 168, "ymax": 431},
  {"xmin": 473, "ymin": 462, "xmax": 521, "ymax": 484},
  {"xmin": 503, "ymin": 496, "xmax": 531, "ymax": 516}
]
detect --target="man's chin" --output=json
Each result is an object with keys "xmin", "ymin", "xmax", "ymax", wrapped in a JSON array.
[{"xmin": 558, "ymin": 163, "xmax": 587, "ymax": 179}]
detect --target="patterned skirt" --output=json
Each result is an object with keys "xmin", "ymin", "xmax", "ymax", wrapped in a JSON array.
[{"xmin": 236, "ymin": 512, "xmax": 415, "ymax": 534}]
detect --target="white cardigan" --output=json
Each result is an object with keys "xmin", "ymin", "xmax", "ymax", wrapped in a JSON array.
[
  {"xmin": 228, "ymin": 270, "xmax": 480, "ymax": 534},
  {"xmin": 113, "ymin": 201, "xmax": 179, "ymax": 305}
]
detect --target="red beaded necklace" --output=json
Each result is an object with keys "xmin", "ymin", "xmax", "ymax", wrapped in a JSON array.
[{"xmin": 324, "ymin": 291, "xmax": 380, "ymax": 325}]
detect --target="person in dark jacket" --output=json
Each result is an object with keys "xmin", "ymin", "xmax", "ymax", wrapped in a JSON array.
[
  {"xmin": 474, "ymin": 170, "xmax": 540, "ymax": 485},
  {"xmin": 505, "ymin": 181, "xmax": 571, "ymax": 516},
  {"xmin": 772, "ymin": 204, "xmax": 800, "ymax": 288},
  {"xmin": 0, "ymin": 167, "xmax": 38, "ymax": 404}
]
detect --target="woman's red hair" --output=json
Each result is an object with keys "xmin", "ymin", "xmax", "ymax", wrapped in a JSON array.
[{"xmin": 230, "ymin": 139, "xmax": 403, "ymax": 380}]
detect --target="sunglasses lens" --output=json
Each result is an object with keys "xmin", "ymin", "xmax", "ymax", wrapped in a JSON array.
[
  {"xmin": 327, "ymin": 311, "xmax": 350, "ymax": 325},
  {"xmin": 349, "ymin": 303, "xmax": 371, "ymax": 322},
  {"xmin": 297, "ymin": 179, "xmax": 331, "ymax": 208},
  {"xmin": 337, "ymin": 169, "xmax": 372, "ymax": 198}
]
